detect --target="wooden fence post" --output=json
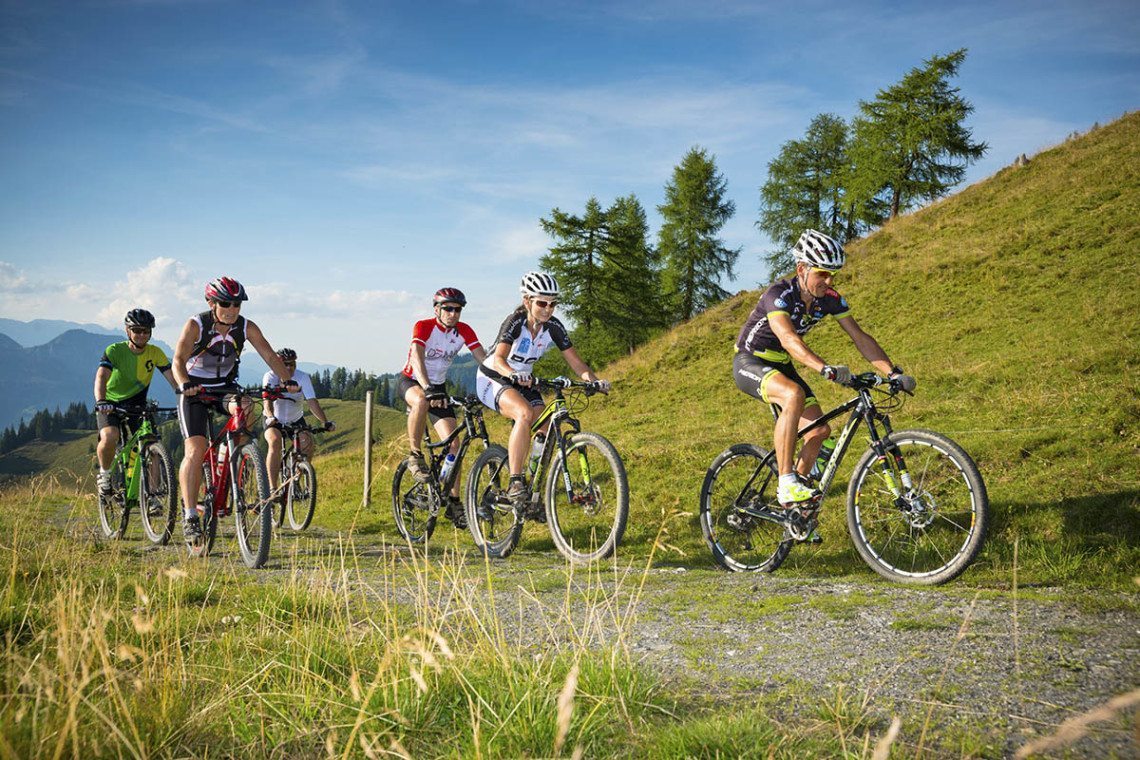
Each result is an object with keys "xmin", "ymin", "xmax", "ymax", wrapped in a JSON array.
[{"xmin": 362, "ymin": 390, "xmax": 373, "ymax": 508}]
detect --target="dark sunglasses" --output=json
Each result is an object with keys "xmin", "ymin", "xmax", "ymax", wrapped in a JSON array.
[
  {"xmin": 128, "ymin": 327, "xmax": 152, "ymax": 334},
  {"xmin": 532, "ymin": 299, "xmax": 558, "ymax": 309},
  {"xmin": 214, "ymin": 300, "xmax": 241, "ymax": 309},
  {"xmin": 438, "ymin": 305, "xmax": 463, "ymax": 313},
  {"xmin": 282, "ymin": 360, "xmax": 297, "ymax": 366}
]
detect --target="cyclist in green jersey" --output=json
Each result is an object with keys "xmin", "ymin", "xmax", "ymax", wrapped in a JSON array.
[{"xmin": 93, "ymin": 309, "xmax": 179, "ymax": 494}]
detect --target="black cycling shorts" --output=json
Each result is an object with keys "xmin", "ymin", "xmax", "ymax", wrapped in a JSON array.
[
  {"xmin": 732, "ymin": 351, "xmax": 820, "ymax": 411},
  {"xmin": 395, "ymin": 374, "xmax": 455, "ymax": 422},
  {"xmin": 97, "ymin": 389, "xmax": 148, "ymax": 431},
  {"xmin": 177, "ymin": 384, "xmax": 241, "ymax": 439}
]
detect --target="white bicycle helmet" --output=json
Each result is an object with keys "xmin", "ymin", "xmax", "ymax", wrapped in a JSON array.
[
  {"xmin": 792, "ymin": 230, "xmax": 846, "ymax": 271},
  {"xmin": 520, "ymin": 271, "xmax": 559, "ymax": 298}
]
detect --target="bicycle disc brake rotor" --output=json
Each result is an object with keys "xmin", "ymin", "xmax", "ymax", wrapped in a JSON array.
[
  {"xmin": 570, "ymin": 482, "xmax": 602, "ymax": 514},
  {"xmin": 901, "ymin": 490, "xmax": 937, "ymax": 529}
]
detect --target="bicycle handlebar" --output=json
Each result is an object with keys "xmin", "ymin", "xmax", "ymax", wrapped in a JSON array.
[
  {"xmin": 848, "ymin": 372, "xmax": 912, "ymax": 395},
  {"xmin": 531, "ymin": 376, "xmax": 608, "ymax": 395}
]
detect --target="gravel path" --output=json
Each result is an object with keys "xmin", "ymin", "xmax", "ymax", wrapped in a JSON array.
[{"xmin": 336, "ymin": 541, "xmax": 1140, "ymax": 759}]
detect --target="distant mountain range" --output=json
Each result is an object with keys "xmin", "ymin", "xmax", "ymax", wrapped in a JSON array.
[{"xmin": 0, "ymin": 319, "xmax": 339, "ymax": 431}]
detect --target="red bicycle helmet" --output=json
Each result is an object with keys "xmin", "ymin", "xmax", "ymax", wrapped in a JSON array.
[
  {"xmin": 204, "ymin": 276, "xmax": 248, "ymax": 303},
  {"xmin": 433, "ymin": 287, "xmax": 467, "ymax": 306}
]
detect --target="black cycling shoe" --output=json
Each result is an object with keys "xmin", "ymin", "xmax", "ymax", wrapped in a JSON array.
[{"xmin": 445, "ymin": 497, "xmax": 467, "ymax": 529}]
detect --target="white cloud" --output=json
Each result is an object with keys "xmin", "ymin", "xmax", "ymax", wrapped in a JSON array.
[
  {"xmin": 0, "ymin": 261, "xmax": 28, "ymax": 291},
  {"xmin": 94, "ymin": 257, "xmax": 199, "ymax": 328}
]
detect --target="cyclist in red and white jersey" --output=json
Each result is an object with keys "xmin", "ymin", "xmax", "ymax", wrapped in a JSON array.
[
  {"xmin": 399, "ymin": 288, "xmax": 486, "ymax": 526},
  {"xmin": 733, "ymin": 230, "xmax": 915, "ymax": 506},
  {"xmin": 171, "ymin": 277, "xmax": 297, "ymax": 542},
  {"xmin": 476, "ymin": 271, "xmax": 610, "ymax": 508}
]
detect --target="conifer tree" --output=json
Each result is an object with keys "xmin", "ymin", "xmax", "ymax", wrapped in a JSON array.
[
  {"xmin": 849, "ymin": 49, "xmax": 987, "ymax": 219},
  {"xmin": 658, "ymin": 147, "xmax": 740, "ymax": 322}
]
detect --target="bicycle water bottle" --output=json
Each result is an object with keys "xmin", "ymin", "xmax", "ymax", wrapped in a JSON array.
[
  {"xmin": 528, "ymin": 433, "xmax": 546, "ymax": 475},
  {"xmin": 810, "ymin": 436, "xmax": 837, "ymax": 479},
  {"xmin": 439, "ymin": 453, "xmax": 457, "ymax": 483}
]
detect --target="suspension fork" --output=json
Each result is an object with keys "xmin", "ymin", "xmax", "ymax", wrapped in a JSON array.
[{"xmin": 864, "ymin": 404, "xmax": 913, "ymax": 497}]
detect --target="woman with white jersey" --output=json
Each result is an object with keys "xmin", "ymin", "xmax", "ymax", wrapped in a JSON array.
[
  {"xmin": 476, "ymin": 271, "xmax": 611, "ymax": 507},
  {"xmin": 172, "ymin": 276, "xmax": 297, "ymax": 542}
]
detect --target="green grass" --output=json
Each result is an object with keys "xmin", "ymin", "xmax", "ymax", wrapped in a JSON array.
[{"xmin": 578, "ymin": 113, "xmax": 1140, "ymax": 588}]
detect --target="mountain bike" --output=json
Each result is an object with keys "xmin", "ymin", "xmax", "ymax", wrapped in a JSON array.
[
  {"xmin": 270, "ymin": 418, "xmax": 329, "ymax": 531},
  {"xmin": 186, "ymin": 386, "xmax": 274, "ymax": 568},
  {"xmin": 699, "ymin": 373, "xmax": 988, "ymax": 585},
  {"xmin": 97, "ymin": 401, "xmax": 178, "ymax": 544},
  {"xmin": 391, "ymin": 394, "xmax": 493, "ymax": 543},
  {"xmin": 466, "ymin": 377, "xmax": 629, "ymax": 564}
]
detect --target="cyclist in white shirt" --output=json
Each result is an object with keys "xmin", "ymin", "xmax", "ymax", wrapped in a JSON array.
[
  {"xmin": 476, "ymin": 271, "xmax": 610, "ymax": 511},
  {"xmin": 263, "ymin": 348, "xmax": 335, "ymax": 498}
]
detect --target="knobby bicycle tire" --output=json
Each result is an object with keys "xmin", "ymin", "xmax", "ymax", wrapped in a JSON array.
[
  {"xmin": 97, "ymin": 453, "xmax": 129, "ymax": 540},
  {"xmin": 544, "ymin": 431, "xmax": 629, "ymax": 564},
  {"xmin": 138, "ymin": 440, "xmax": 177, "ymax": 545},
  {"xmin": 465, "ymin": 444, "xmax": 522, "ymax": 559},
  {"xmin": 233, "ymin": 443, "xmax": 273, "ymax": 569},
  {"xmin": 699, "ymin": 444, "xmax": 793, "ymax": 573},
  {"xmin": 846, "ymin": 429, "xmax": 988, "ymax": 585},
  {"xmin": 286, "ymin": 460, "xmax": 318, "ymax": 531},
  {"xmin": 188, "ymin": 462, "xmax": 219, "ymax": 558},
  {"xmin": 391, "ymin": 459, "xmax": 439, "ymax": 544}
]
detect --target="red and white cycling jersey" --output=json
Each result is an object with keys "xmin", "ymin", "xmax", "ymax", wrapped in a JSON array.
[{"xmin": 401, "ymin": 319, "xmax": 482, "ymax": 385}]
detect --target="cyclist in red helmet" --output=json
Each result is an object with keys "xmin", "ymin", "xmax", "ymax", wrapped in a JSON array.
[
  {"xmin": 171, "ymin": 276, "xmax": 298, "ymax": 542},
  {"xmin": 397, "ymin": 287, "xmax": 486, "ymax": 527}
]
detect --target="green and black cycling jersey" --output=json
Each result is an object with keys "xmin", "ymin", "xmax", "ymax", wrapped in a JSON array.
[
  {"xmin": 735, "ymin": 276, "xmax": 851, "ymax": 361},
  {"xmin": 99, "ymin": 342, "xmax": 171, "ymax": 403}
]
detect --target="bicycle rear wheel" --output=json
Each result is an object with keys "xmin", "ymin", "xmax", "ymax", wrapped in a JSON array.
[
  {"xmin": 233, "ymin": 443, "xmax": 273, "ymax": 569},
  {"xmin": 138, "ymin": 441, "xmax": 177, "ymax": 545},
  {"xmin": 545, "ymin": 432, "xmax": 629, "ymax": 563},
  {"xmin": 286, "ymin": 460, "xmax": 318, "ymax": 531},
  {"xmin": 391, "ymin": 460, "xmax": 439, "ymax": 544},
  {"xmin": 464, "ymin": 444, "xmax": 522, "ymax": 559},
  {"xmin": 846, "ymin": 429, "xmax": 988, "ymax": 585},
  {"xmin": 97, "ymin": 456, "xmax": 129, "ymax": 540},
  {"xmin": 699, "ymin": 444, "xmax": 792, "ymax": 572}
]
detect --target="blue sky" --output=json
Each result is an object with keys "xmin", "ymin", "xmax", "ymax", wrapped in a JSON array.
[{"xmin": 2, "ymin": 0, "xmax": 1137, "ymax": 371}]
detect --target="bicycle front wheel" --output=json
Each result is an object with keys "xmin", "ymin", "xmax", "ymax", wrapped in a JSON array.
[
  {"xmin": 391, "ymin": 460, "xmax": 439, "ymax": 544},
  {"xmin": 846, "ymin": 429, "xmax": 988, "ymax": 585},
  {"xmin": 233, "ymin": 443, "xmax": 273, "ymax": 569},
  {"xmin": 97, "ymin": 457, "xmax": 128, "ymax": 540},
  {"xmin": 187, "ymin": 462, "xmax": 218, "ymax": 558},
  {"xmin": 286, "ymin": 460, "xmax": 318, "ymax": 531},
  {"xmin": 699, "ymin": 444, "xmax": 792, "ymax": 573},
  {"xmin": 138, "ymin": 441, "xmax": 177, "ymax": 545},
  {"xmin": 544, "ymin": 432, "xmax": 629, "ymax": 563},
  {"xmin": 464, "ymin": 444, "xmax": 522, "ymax": 559}
]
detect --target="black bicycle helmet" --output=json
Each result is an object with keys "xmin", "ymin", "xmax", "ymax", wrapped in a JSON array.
[{"xmin": 124, "ymin": 308, "xmax": 156, "ymax": 328}]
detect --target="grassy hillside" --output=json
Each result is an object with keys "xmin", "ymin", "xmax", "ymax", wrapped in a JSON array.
[{"xmin": 578, "ymin": 113, "xmax": 1140, "ymax": 587}]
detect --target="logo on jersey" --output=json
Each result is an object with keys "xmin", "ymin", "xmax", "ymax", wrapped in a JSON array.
[
  {"xmin": 839, "ymin": 296, "xmax": 848, "ymax": 309},
  {"xmin": 145, "ymin": 359, "xmax": 154, "ymax": 372},
  {"xmin": 517, "ymin": 336, "xmax": 531, "ymax": 354},
  {"xmin": 774, "ymin": 298, "xmax": 787, "ymax": 309}
]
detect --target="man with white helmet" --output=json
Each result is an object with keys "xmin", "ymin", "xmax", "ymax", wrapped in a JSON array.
[
  {"xmin": 733, "ymin": 230, "xmax": 915, "ymax": 506},
  {"xmin": 476, "ymin": 271, "xmax": 610, "ymax": 515}
]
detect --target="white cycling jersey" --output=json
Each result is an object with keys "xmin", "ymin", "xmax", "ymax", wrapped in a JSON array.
[{"xmin": 262, "ymin": 369, "xmax": 315, "ymax": 425}]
